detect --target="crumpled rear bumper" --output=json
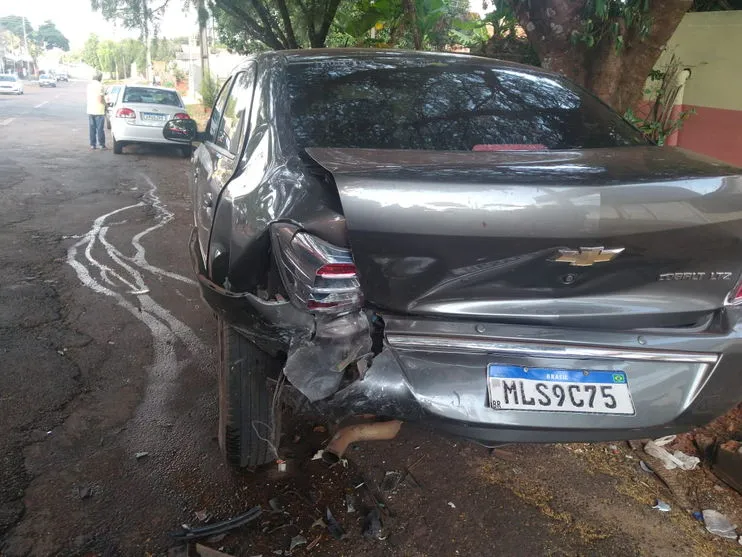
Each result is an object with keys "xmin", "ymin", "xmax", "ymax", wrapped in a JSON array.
[
  {"xmin": 320, "ymin": 315, "xmax": 742, "ymax": 445},
  {"xmin": 191, "ymin": 228, "xmax": 742, "ymax": 445}
]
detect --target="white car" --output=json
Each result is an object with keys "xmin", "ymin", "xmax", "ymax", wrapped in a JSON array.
[
  {"xmin": 110, "ymin": 85, "xmax": 192, "ymax": 157},
  {"xmin": 0, "ymin": 74, "xmax": 23, "ymax": 95},
  {"xmin": 39, "ymin": 74, "xmax": 57, "ymax": 88}
]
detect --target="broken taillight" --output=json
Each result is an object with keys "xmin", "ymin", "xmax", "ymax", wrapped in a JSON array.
[
  {"xmin": 271, "ymin": 224, "xmax": 362, "ymax": 315},
  {"xmin": 727, "ymin": 281, "xmax": 742, "ymax": 306}
]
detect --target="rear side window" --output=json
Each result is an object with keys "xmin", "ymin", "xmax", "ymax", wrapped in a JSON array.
[
  {"xmin": 214, "ymin": 65, "xmax": 256, "ymax": 154},
  {"xmin": 122, "ymin": 87, "xmax": 182, "ymax": 106},
  {"xmin": 0, "ymin": 75, "xmax": 14, "ymax": 82},
  {"xmin": 287, "ymin": 58, "xmax": 647, "ymax": 151}
]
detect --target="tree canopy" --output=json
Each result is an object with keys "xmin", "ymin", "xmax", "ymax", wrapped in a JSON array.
[{"xmin": 37, "ymin": 21, "xmax": 70, "ymax": 50}]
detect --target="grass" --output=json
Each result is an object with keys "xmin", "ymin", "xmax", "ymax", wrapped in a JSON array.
[{"xmin": 186, "ymin": 103, "xmax": 210, "ymax": 131}]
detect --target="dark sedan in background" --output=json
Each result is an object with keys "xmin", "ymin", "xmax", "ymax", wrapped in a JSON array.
[{"xmin": 165, "ymin": 50, "xmax": 742, "ymax": 468}]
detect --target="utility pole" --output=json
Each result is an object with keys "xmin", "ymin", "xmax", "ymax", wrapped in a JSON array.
[
  {"xmin": 197, "ymin": 0, "xmax": 209, "ymax": 85},
  {"xmin": 21, "ymin": 15, "xmax": 29, "ymax": 75},
  {"xmin": 142, "ymin": 0, "xmax": 152, "ymax": 82}
]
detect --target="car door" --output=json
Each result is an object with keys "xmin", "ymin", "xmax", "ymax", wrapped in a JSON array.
[{"xmin": 193, "ymin": 65, "xmax": 257, "ymax": 273}]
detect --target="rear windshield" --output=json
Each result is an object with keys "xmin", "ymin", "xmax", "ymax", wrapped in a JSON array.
[
  {"xmin": 122, "ymin": 87, "xmax": 181, "ymax": 107},
  {"xmin": 0, "ymin": 75, "xmax": 17, "ymax": 82},
  {"xmin": 287, "ymin": 58, "xmax": 647, "ymax": 151}
]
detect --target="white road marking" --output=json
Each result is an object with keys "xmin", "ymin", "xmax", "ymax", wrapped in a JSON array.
[
  {"xmin": 128, "ymin": 174, "xmax": 198, "ymax": 286},
  {"xmin": 34, "ymin": 101, "xmax": 49, "ymax": 108},
  {"xmin": 0, "ymin": 118, "xmax": 14, "ymax": 126},
  {"xmin": 66, "ymin": 175, "xmax": 207, "ymax": 405}
]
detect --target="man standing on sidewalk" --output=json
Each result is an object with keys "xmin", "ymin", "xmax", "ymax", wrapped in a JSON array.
[{"xmin": 87, "ymin": 74, "xmax": 106, "ymax": 150}]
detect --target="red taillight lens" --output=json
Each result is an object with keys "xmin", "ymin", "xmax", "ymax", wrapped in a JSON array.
[
  {"xmin": 116, "ymin": 107, "xmax": 135, "ymax": 119},
  {"xmin": 271, "ymin": 224, "xmax": 362, "ymax": 315},
  {"xmin": 173, "ymin": 112, "xmax": 190, "ymax": 120},
  {"xmin": 317, "ymin": 263, "xmax": 357, "ymax": 279},
  {"xmin": 728, "ymin": 283, "xmax": 742, "ymax": 305}
]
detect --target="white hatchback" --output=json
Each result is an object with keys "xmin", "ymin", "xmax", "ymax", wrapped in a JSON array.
[
  {"xmin": 110, "ymin": 85, "xmax": 192, "ymax": 157},
  {"xmin": 0, "ymin": 74, "xmax": 23, "ymax": 95}
]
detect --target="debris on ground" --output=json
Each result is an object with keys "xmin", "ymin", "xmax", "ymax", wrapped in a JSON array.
[
  {"xmin": 362, "ymin": 508, "xmax": 385, "ymax": 540},
  {"xmin": 169, "ymin": 506, "xmax": 262, "ymax": 541},
  {"xmin": 447, "ymin": 502, "xmax": 456, "ymax": 509},
  {"xmin": 277, "ymin": 460, "xmax": 287, "ymax": 473},
  {"xmin": 345, "ymin": 494, "xmax": 356, "ymax": 513},
  {"xmin": 644, "ymin": 437, "xmax": 700, "ymax": 471},
  {"xmin": 289, "ymin": 534, "xmax": 307, "ymax": 551},
  {"xmin": 702, "ymin": 509, "xmax": 738, "ymax": 539},
  {"xmin": 311, "ymin": 450, "xmax": 324, "ymax": 461},
  {"xmin": 639, "ymin": 461, "xmax": 654, "ymax": 474},
  {"xmin": 269, "ymin": 498, "xmax": 285, "ymax": 512},
  {"xmin": 380, "ymin": 471, "xmax": 404, "ymax": 493},
  {"xmin": 325, "ymin": 508, "xmax": 346, "ymax": 540},
  {"xmin": 195, "ymin": 510, "xmax": 211, "ymax": 522},
  {"xmin": 306, "ymin": 534, "xmax": 322, "ymax": 550},
  {"xmin": 652, "ymin": 500, "xmax": 671, "ymax": 512},
  {"xmin": 195, "ymin": 544, "xmax": 234, "ymax": 557},
  {"xmin": 75, "ymin": 486, "xmax": 92, "ymax": 499},
  {"xmin": 135, "ymin": 451, "xmax": 149, "ymax": 460}
]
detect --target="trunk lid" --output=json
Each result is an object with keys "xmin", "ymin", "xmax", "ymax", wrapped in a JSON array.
[{"xmin": 306, "ymin": 146, "xmax": 742, "ymax": 330}]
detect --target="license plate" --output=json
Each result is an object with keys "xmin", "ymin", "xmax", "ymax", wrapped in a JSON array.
[
  {"xmin": 487, "ymin": 364, "xmax": 635, "ymax": 415},
  {"xmin": 141, "ymin": 112, "xmax": 167, "ymax": 121}
]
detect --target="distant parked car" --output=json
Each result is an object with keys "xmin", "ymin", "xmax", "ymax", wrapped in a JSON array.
[
  {"xmin": 39, "ymin": 74, "xmax": 56, "ymax": 88},
  {"xmin": 110, "ymin": 85, "xmax": 192, "ymax": 157},
  {"xmin": 57, "ymin": 73, "xmax": 69, "ymax": 82},
  {"xmin": 0, "ymin": 74, "xmax": 23, "ymax": 95}
]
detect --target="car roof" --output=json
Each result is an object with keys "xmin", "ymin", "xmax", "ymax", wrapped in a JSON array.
[
  {"xmin": 230, "ymin": 48, "xmax": 558, "ymax": 79},
  {"xmin": 123, "ymin": 84, "xmax": 179, "ymax": 93}
]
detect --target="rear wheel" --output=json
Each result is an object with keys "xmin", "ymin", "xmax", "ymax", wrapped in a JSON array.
[
  {"xmin": 218, "ymin": 317, "xmax": 281, "ymax": 468},
  {"xmin": 112, "ymin": 139, "xmax": 123, "ymax": 154}
]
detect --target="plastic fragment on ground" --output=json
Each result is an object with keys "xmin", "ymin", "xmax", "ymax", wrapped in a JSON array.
[
  {"xmin": 703, "ymin": 509, "xmax": 738, "ymax": 539},
  {"xmin": 652, "ymin": 500, "xmax": 671, "ymax": 512}
]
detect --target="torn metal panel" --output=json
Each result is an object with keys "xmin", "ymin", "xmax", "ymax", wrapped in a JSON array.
[{"xmin": 283, "ymin": 312, "xmax": 371, "ymax": 402}]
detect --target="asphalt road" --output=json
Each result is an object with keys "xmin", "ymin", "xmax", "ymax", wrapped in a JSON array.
[{"xmin": 0, "ymin": 82, "xmax": 739, "ymax": 557}]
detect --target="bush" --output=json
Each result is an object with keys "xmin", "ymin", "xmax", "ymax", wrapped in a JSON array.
[{"xmin": 200, "ymin": 71, "xmax": 219, "ymax": 109}]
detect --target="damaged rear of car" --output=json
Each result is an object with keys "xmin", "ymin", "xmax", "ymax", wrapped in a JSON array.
[{"xmin": 171, "ymin": 49, "xmax": 742, "ymax": 468}]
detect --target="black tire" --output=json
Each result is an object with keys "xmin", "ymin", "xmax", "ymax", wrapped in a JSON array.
[
  {"xmin": 218, "ymin": 317, "xmax": 280, "ymax": 468},
  {"xmin": 179, "ymin": 145, "xmax": 191, "ymax": 159},
  {"xmin": 112, "ymin": 139, "xmax": 123, "ymax": 154}
]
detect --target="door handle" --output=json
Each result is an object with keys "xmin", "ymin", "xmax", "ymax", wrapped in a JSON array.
[{"xmin": 202, "ymin": 192, "xmax": 213, "ymax": 208}]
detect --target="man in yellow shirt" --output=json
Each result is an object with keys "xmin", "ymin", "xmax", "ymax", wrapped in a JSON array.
[{"xmin": 87, "ymin": 74, "xmax": 106, "ymax": 150}]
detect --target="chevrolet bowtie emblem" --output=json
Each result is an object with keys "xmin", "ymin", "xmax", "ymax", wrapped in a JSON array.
[{"xmin": 551, "ymin": 247, "xmax": 625, "ymax": 267}]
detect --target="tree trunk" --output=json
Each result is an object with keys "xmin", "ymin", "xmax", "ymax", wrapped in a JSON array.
[
  {"xmin": 197, "ymin": 0, "xmax": 210, "ymax": 83},
  {"xmin": 510, "ymin": 0, "xmax": 692, "ymax": 113},
  {"xmin": 142, "ymin": 0, "xmax": 152, "ymax": 83},
  {"xmin": 403, "ymin": 0, "xmax": 423, "ymax": 50}
]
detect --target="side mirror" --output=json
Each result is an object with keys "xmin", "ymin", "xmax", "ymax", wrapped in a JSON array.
[{"xmin": 163, "ymin": 118, "xmax": 198, "ymax": 142}]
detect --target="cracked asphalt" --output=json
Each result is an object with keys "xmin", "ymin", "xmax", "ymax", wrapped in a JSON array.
[{"xmin": 2, "ymin": 81, "xmax": 742, "ymax": 557}]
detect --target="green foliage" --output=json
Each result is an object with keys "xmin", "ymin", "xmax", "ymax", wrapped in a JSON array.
[
  {"xmin": 569, "ymin": 0, "xmax": 652, "ymax": 52},
  {"xmin": 151, "ymin": 37, "xmax": 180, "ymax": 62},
  {"xmin": 0, "ymin": 15, "xmax": 31, "ymax": 39},
  {"xmin": 329, "ymin": 0, "xmax": 474, "ymax": 50},
  {"xmin": 211, "ymin": 0, "xmax": 342, "ymax": 50},
  {"xmin": 623, "ymin": 54, "xmax": 695, "ymax": 145},
  {"xmin": 200, "ymin": 71, "xmax": 219, "ymax": 108},
  {"xmin": 91, "ymin": 0, "xmax": 169, "ymax": 33},
  {"xmin": 83, "ymin": 34, "xmax": 101, "ymax": 69},
  {"xmin": 37, "ymin": 21, "xmax": 70, "ymax": 51}
]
